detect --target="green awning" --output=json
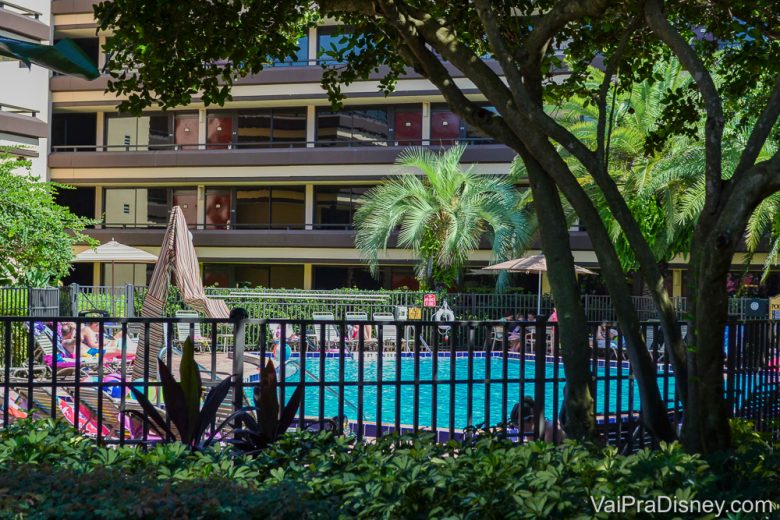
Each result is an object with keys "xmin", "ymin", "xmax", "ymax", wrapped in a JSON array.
[{"xmin": 0, "ymin": 36, "xmax": 99, "ymax": 80}]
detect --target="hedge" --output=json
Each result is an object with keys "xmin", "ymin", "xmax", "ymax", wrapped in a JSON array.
[{"xmin": 0, "ymin": 419, "xmax": 778, "ymax": 519}]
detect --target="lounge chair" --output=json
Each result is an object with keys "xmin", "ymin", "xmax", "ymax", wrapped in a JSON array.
[
  {"xmin": 344, "ymin": 312, "xmax": 377, "ymax": 351},
  {"xmin": 175, "ymin": 310, "xmax": 211, "ymax": 353},
  {"xmin": 309, "ymin": 312, "xmax": 341, "ymax": 350},
  {"xmin": 372, "ymin": 312, "xmax": 408, "ymax": 352}
]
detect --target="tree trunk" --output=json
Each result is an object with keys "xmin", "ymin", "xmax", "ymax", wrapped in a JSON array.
[
  {"xmin": 501, "ymin": 115, "xmax": 676, "ymax": 442},
  {"xmin": 521, "ymin": 152, "xmax": 596, "ymax": 440},
  {"xmin": 683, "ymin": 221, "xmax": 735, "ymax": 453}
]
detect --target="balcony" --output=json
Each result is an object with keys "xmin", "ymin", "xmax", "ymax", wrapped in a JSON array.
[
  {"xmin": 48, "ymin": 140, "xmax": 517, "ymax": 170},
  {"xmin": 85, "ymin": 225, "xmax": 594, "ymax": 252},
  {"xmin": 0, "ymin": 2, "xmax": 49, "ymax": 41},
  {"xmin": 0, "ymin": 105, "xmax": 47, "ymax": 143},
  {"xmin": 50, "ymin": 59, "xmax": 504, "ymax": 94},
  {"xmin": 52, "ymin": 0, "xmax": 97, "ymax": 15}
]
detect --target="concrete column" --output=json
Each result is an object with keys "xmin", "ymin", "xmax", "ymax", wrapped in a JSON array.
[
  {"xmin": 196, "ymin": 185, "xmax": 205, "ymax": 229},
  {"xmin": 672, "ymin": 269, "xmax": 682, "ymax": 298},
  {"xmin": 421, "ymin": 101, "xmax": 431, "ymax": 146},
  {"xmin": 98, "ymin": 35, "xmax": 107, "ymax": 70},
  {"xmin": 95, "ymin": 112, "xmax": 104, "ymax": 151},
  {"xmin": 95, "ymin": 186, "xmax": 103, "ymax": 228},
  {"xmin": 303, "ymin": 263, "xmax": 313, "ymax": 289},
  {"xmin": 306, "ymin": 105, "xmax": 316, "ymax": 148},
  {"xmin": 305, "ymin": 183, "xmax": 314, "ymax": 230},
  {"xmin": 198, "ymin": 108, "xmax": 207, "ymax": 150},
  {"xmin": 307, "ymin": 26, "xmax": 317, "ymax": 65},
  {"xmin": 92, "ymin": 263, "xmax": 101, "ymax": 286}
]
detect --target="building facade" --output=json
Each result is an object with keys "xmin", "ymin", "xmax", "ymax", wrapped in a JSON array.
[
  {"xmin": 25, "ymin": 1, "xmax": 780, "ymax": 299},
  {"xmin": 1, "ymin": 0, "xmax": 51, "ymax": 180}
]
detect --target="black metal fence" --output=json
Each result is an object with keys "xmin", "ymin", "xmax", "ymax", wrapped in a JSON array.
[{"xmin": 0, "ymin": 315, "xmax": 777, "ymax": 448}]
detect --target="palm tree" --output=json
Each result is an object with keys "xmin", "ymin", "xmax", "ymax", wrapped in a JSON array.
[
  {"xmin": 552, "ymin": 60, "xmax": 696, "ymax": 271},
  {"xmin": 354, "ymin": 145, "xmax": 532, "ymax": 290},
  {"xmin": 554, "ymin": 60, "xmax": 780, "ymax": 279}
]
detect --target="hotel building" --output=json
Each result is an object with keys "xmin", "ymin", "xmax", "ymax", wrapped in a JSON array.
[{"xmin": 17, "ymin": 1, "xmax": 778, "ymax": 300}]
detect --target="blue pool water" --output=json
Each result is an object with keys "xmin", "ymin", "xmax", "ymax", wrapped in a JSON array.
[{"xmin": 248, "ymin": 355, "xmax": 677, "ymax": 431}]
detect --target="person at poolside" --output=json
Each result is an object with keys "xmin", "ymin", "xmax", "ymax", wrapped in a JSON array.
[
  {"xmin": 596, "ymin": 321, "xmax": 618, "ymax": 349},
  {"xmin": 61, "ymin": 323, "xmax": 76, "ymax": 356},
  {"xmin": 526, "ymin": 312, "xmax": 536, "ymax": 322},
  {"xmin": 548, "ymin": 308, "xmax": 558, "ymax": 322},
  {"xmin": 80, "ymin": 322, "xmax": 102, "ymax": 352},
  {"xmin": 504, "ymin": 314, "xmax": 524, "ymax": 352},
  {"xmin": 510, "ymin": 396, "xmax": 564, "ymax": 443}
]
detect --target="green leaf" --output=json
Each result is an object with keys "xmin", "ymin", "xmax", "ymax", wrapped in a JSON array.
[{"xmin": 179, "ymin": 336, "xmax": 202, "ymax": 442}]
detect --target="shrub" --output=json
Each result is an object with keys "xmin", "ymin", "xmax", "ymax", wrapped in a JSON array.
[{"xmin": 0, "ymin": 419, "xmax": 777, "ymax": 519}]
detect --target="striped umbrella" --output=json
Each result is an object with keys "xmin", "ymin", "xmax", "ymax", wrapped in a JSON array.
[{"xmin": 133, "ymin": 207, "xmax": 229, "ymax": 381}]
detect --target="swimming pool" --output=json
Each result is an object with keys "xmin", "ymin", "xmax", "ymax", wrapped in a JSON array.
[{"xmin": 247, "ymin": 354, "xmax": 677, "ymax": 431}]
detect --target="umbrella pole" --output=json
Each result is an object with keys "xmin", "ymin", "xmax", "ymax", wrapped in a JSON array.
[{"xmin": 537, "ymin": 272, "xmax": 542, "ymax": 315}]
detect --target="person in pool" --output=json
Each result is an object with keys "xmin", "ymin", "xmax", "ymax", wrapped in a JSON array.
[{"xmin": 510, "ymin": 396, "xmax": 564, "ymax": 443}]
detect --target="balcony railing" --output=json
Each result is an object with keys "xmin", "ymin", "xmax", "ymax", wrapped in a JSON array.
[
  {"xmin": 50, "ymin": 137, "xmax": 498, "ymax": 153},
  {"xmin": 0, "ymin": 1, "xmax": 42, "ymax": 19}
]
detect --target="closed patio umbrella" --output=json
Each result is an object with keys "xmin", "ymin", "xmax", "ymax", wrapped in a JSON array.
[
  {"xmin": 482, "ymin": 254, "xmax": 595, "ymax": 314},
  {"xmin": 133, "ymin": 206, "xmax": 229, "ymax": 381}
]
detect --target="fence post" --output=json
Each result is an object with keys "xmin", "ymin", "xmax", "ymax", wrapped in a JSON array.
[
  {"xmin": 125, "ymin": 284, "xmax": 134, "ymax": 318},
  {"xmin": 231, "ymin": 307, "xmax": 248, "ymax": 412},
  {"xmin": 70, "ymin": 284, "xmax": 79, "ymax": 317},
  {"xmin": 725, "ymin": 317, "xmax": 737, "ymax": 416},
  {"xmin": 26, "ymin": 286, "xmax": 33, "ymax": 316},
  {"xmin": 534, "ymin": 315, "xmax": 548, "ymax": 440}
]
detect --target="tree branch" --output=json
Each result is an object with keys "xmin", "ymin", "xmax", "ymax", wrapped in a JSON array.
[
  {"xmin": 596, "ymin": 17, "xmax": 640, "ymax": 167},
  {"xmin": 523, "ymin": 0, "xmax": 610, "ymax": 64},
  {"xmin": 644, "ymin": 0, "xmax": 724, "ymax": 209},
  {"xmin": 733, "ymin": 74, "xmax": 780, "ymax": 178}
]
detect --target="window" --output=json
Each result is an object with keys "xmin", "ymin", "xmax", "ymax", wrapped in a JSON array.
[
  {"xmin": 271, "ymin": 34, "xmax": 309, "ymax": 66},
  {"xmin": 208, "ymin": 108, "xmax": 306, "ymax": 148},
  {"xmin": 51, "ymin": 113, "xmax": 97, "ymax": 151},
  {"xmin": 316, "ymin": 107, "xmax": 389, "ymax": 146},
  {"xmin": 312, "ymin": 266, "xmax": 417, "ymax": 290},
  {"xmin": 314, "ymin": 186, "xmax": 370, "ymax": 229},
  {"xmin": 206, "ymin": 187, "xmax": 306, "ymax": 229},
  {"xmin": 317, "ymin": 26, "xmax": 362, "ymax": 64},
  {"xmin": 316, "ymin": 105, "xmax": 422, "ymax": 146},
  {"xmin": 203, "ymin": 264, "xmax": 304, "ymax": 288}
]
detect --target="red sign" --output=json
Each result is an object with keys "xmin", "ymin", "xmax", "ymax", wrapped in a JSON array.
[{"xmin": 423, "ymin": 294, "xmax": 437, "ymax": 307}]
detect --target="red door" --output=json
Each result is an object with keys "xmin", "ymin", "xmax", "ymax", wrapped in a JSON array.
[
  {"xmin": 430, "ymin": 111, "xmax": 460, "ymax": 145},
  {"xmin": 394, "ymin": 110, "xmax": 422, "ymax": 146},
  {"xmin": 207, "ymin": 114, "xmax": 233, "ymax": 149},
  {"xmin": 175, "ymin": 113, "xmax": 199, "ymax": 150},
  {"xmin": 206, "ymin": 190, "xmax": 231, "ymax": 229}
]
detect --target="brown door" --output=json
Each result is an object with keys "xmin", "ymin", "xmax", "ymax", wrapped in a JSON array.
[
  {"xmin": 430, "ymin": 111, "xmax": 460, "ymax": 145},
  {"xmin": 172, "ymin": 189, "xmax": 197, "ymax": 227},
  {"xmin": 174, "ymin": 113, "xmax": 199, "ymax": 150},
  {"xmin": 207, "ymin": 114, "xmax": 233, "ymax": 149},
  {"xmin": 394, "ymin": 110, "xmax": 422, "ymax": 146},
  {"xmin": 206, "ymin": 189, "xmax": 231, "ymax": 229}
]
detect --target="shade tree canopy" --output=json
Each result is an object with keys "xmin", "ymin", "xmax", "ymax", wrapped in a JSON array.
[
  {"xmin": 0, "ymin": 154, "xmax": 97, "ymax": 286},
  {"xmin": 96, "ymin": 0, "xmax": 780, "ymax": 454}
]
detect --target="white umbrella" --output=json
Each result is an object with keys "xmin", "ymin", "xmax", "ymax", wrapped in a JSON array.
[
  {"xmin": 74, "ymin": 239, "xmax": 158, "ymax": 315},
  {"xmin": 482, "ymin": 254, "xmax": 595, "ymax": 314}
]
